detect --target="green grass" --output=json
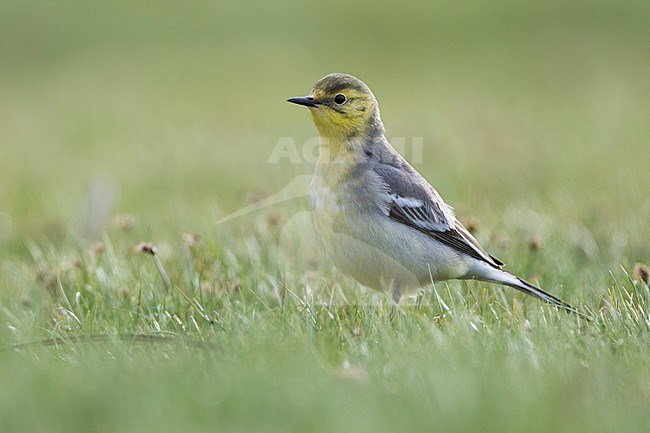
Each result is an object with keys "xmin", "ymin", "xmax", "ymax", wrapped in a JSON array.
[{"xmin": 1, "ymin": 0, "xmax": 650, "ymax": 431}]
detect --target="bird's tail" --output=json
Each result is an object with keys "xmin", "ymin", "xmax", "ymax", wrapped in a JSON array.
[{"xmin": 480, "ymin": 268, "xmax": 588, "ymax": 319}]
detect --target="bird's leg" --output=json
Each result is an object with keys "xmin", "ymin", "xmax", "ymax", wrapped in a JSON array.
[
  {"xmin": 392, "ymin": 285, "xmax": 402, "ymax": 304},
  {"xmin": 389, "ymin": 284, "xmax": 402, "ymax": 322}
]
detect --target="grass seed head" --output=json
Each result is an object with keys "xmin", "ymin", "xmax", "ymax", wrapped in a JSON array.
[
  {"xmin": 528, "ymin": 234, "xmax": 542, "ymax": 251},
  {"xmin": 135, "ymin": 242, "xmax": 157, "ymax": 255},
  {"xmin": 632, "ymin": 262, "xmax": 649, "ymax": 284}
]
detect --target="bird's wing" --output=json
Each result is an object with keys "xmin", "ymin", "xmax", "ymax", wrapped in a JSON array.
[{"xmin": 372, "ymin": 163, "xmax": 504, "ymax": 268}]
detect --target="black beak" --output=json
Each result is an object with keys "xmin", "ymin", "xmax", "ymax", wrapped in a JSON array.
[{"xmin": 287, "ymin": 96, "xmax": 318, "ymax": 107}]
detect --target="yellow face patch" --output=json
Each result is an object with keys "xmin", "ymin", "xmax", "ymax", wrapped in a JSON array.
[{"xmin": 308, "ymin": 88, "xmax": 375, "ymax": 138}]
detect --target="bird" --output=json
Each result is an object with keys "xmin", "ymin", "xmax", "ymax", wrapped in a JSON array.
[{"xmin": 287, "ymin": 72, "xmax": 580, "ymax": 316}]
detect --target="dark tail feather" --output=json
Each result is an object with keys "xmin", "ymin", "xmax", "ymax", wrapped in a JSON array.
[
  {"xmin": 482, "ymin": 267, "xmax": 591, "ymax": 320},
  {"xmin": 506, "ymin": 276, "xmax": 591, "ymax": 320}
]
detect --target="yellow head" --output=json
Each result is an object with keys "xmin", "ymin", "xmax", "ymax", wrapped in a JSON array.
[{"xmin": 288, "ymin": 73, "xmax": 384, "ymax": 140}]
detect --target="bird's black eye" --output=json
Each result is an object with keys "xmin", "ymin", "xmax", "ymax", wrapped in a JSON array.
[{"xmin": 334, "ymin": 94, "xmax": 346, "ymax": 104}]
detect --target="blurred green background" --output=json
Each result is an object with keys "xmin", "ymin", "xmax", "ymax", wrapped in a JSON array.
[
  {"xmin": 2, "ymin": 0, "xmax": 649, "ymax": 254},
  {"xmin": 1, "ymin": 1, "xmax": 649, "ymax": 432}
]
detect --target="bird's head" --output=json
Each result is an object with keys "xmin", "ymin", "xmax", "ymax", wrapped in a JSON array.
[{"xmin": 288, "ymin": 73, "xmax": 383, "ymax": 139}]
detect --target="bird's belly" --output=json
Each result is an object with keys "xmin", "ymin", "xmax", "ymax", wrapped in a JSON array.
[
  {"xmin": 322, "ymin": 230, "xmax": 424, "ymax": 291},
  {"xmin": 311, "ymin": 195, "xmax": 469, "ymax": 293}
]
